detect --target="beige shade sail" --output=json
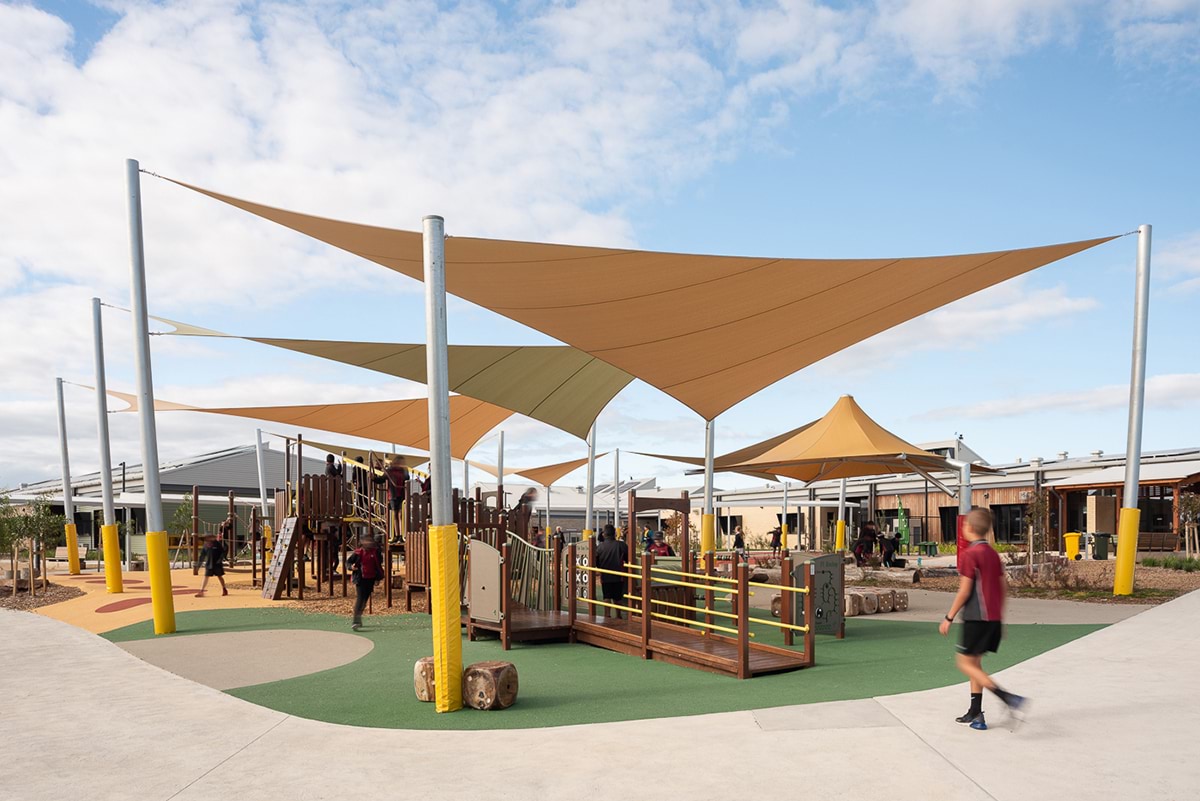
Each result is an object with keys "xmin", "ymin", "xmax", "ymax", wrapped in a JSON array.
[
  {"xmin": 724, "ymin": 395, "xmax": 995, "ymax": 482},
  {"xmin": 163, "ymin": 177, "xmax": 1118, "ymax": 420},
  {"xmin": 636, "ymin": 421, "xmax": 818, "ymax": 481},
  {"xmin": 106, "ymin": 389, "xmax": 510, "ymax": 460},
  {"xmin": 508, "ymin": 453, "xmax": 607, "ymax": 487}
]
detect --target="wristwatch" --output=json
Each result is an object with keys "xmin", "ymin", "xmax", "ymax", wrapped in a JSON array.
[{"xmin": 944, "ymin": 614, "xmax": 954, "ymax": 622}]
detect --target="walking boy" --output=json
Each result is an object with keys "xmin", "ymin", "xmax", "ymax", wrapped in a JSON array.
[
  {"xmin": 195, "ymin": 532, "xmax": 227, "ymax": 597},
  {"xmin": 939, "ymin": 507, "xmax": 1026, "ymax": 730},
  {"xmin": 347, "ymin": 533, "xmax": 383, "ymax": 631}
]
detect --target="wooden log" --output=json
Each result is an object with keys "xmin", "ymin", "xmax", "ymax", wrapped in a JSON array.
[
  {"xmin": 894, "ymin": 590, "xmax": 909, "ymax": 611},
  {"xmin": 463, "ymin": 660, "xmax": 519, "ymax": 710},
  {"xmin": 770, "ymin": 594, "xmax": 782, "ymax": 618},
  {"xmin": 877, "ymin": 590, "xmax": 894, "ymax": 613},
  {"xmin": 413, "ymin": 656, "xmax": 436, "ymax": 702}
]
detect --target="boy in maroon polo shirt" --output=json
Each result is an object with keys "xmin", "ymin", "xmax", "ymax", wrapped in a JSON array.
[{"xmin": 939, "ymin": 507, "xmax": 1027, "ymax": 730}]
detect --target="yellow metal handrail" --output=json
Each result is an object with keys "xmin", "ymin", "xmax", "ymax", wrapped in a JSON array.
[
  {"xmin": 650, "ymin": 610, "xmax": 752, "ymax": 637},
  {"xmin": 750, "ymin": 617, "xmax": 810, "ymax": 633},
  {"xmin": 576, "ymin": 596, "xmax": 640, "ymax": 616},
  {"xmin": 577, "ymin": 564, "xmax": 640, "ymax": 581},
  {"xmin": 627, "ymin": 593, "xmax": 740, "ymax": 622},
  {"xmin": 640, "ymin": 564, "xmax": 739, "ymax": 585},
  {"xmin": 644, "ymin": 574, "xmax": 737, "ymax": 594},
  {"xmin": 749, "ymin": 580, "xmax": 810, "ymax": 594}
]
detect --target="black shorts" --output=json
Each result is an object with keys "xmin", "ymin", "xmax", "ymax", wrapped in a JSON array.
[
  {"xmin": 958, "ymin": 620, "xmax": 1002, "ymax": 655},
  {"xmin": 600, "ymin": 581, "xmax": 625, "ymax": 604},
  {"xmin": 390, "ymin": 496, "xmax": 404, "ymax": 512}
]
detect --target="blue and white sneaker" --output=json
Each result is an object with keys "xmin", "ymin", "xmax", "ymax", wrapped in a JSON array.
[{"xmin": 968, "ymin": 713, "xmax": 988, "ymax": 731}]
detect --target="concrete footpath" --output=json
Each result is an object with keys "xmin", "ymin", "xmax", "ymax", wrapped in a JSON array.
[{"xmin": 2, "ymin": 593, "xmax": 1197, "ymax": 801}]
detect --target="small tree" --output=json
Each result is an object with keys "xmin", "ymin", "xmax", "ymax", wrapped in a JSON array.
[
  {"xmin": 10, "ymin": 495, "xmax": 67, "ymax": 590},
  {"xmin": 0, "ymin": 494, "xmax": 19, "ymax": 594}
]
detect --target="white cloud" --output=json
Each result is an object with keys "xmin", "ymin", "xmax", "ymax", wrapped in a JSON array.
[
  {"xmin": 811, "ymin": 279, "xmax": 1099, "ymax": 375},
  {"xmin": 1158, "ymin": 231, "xmax": 1200, "ymax": 293},
  {"xmin": 1108, "ymin": 0, "xmax": 1200, "ymax": 65},
  {"xmin": 1, "ymin": 0, "xmax": 1187, "ymax": 487},
  {"xmin": 917, "ymin": 372, "xmax": 1200, "ymax": 420}
]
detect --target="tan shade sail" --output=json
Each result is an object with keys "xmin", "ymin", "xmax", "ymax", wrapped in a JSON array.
[
  {"xmin": 508, "ymin": 453, "xmax": 606, "ymax": 487},
  {"xmin": 153, "ymin": 316, "xmax": 631, "ymax": 440},
  {"xmin": 107, "ymin": 389, "xmax": 510, "ymax": 460},
  {"xmin": 637, "ymin": 421, "xmax": 818, "ymax": 481},
  {"xmin": 724, "ymin": 395, "xmax": 989, "ymax": 482},
  {"xmin": 164, "ymin": 177, "xmax": 1117, "ymax": 420}
]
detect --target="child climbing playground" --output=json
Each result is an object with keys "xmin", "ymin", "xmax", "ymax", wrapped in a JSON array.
[{"xmin": 939, "ymin": 507, "xmax": 1028, "ymax": 731}]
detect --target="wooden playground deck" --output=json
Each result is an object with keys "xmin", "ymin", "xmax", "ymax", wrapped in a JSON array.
[
  {"xmin": 466, "ymin": 607, "xmax": 809, "ymax": 679},
  {"xmin": 572, "ymin": 614, "xmax": 810, "ymax": 678},
  {"xmin": 465, "ymin": 609, "xmax": 573, "ymax": 643}
]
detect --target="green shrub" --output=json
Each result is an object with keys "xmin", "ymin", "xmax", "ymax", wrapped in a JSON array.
[
  {"xmin": 937, "ymin": 542, "xmax": 958, "ymax": 555},
  {"xmin": 1142, "ymin": 555, "xmax": 1200, "ymax": 572}
]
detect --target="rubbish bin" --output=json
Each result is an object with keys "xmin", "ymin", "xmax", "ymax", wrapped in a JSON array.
[
  {"xmin": 1064, "ymin": 532, "xmax": 1082, "ymax": 561},
  {"xmin": 1093, "ymin": 532, "xmax": 1112, "ymax": 560}
]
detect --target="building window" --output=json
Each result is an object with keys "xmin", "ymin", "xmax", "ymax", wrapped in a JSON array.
[{"xmin": 992, "ymin": 504, "xmax": 1027, "ymax": 543}]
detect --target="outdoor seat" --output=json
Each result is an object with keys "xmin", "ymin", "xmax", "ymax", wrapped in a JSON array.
[{"xmin": 48, "ymin": 546, "xmax": 88, "ymax": 570}]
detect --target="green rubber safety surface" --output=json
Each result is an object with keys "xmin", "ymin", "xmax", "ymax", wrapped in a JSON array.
[{"xmin": 103, "ymin": 608, "xmax": 1102, "ymax": 730}]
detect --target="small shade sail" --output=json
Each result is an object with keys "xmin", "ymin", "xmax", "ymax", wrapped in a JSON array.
[
  {"xmin": 162, "ymin": 177, "xmax": 1118, "ymax": 421},
  {"xmin": 507, "ymin": 453, "xmax": 606, "ymax": 487},
  {"xmin": 637, "ymin": 422, "xmax": 818, "ymax": 481},
  {"xmin": 723, "ymin": 395, "xmax": 992, "ymax": 482},
  {"xmin": 107, "ymin": 390, "xmax": 510, "ymax": 460},
  {"xmin": 155, "ymin": 316, "xmax": 631, "ymax": 440}
]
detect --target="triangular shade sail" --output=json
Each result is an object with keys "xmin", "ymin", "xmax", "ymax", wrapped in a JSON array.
[
  {"xmin": 164, "ymin": 177, "xmax": 1117, "ymax": 420},
  {"xmin": 637, "ymin": 421, "xmax": 818, "ymax": 481},
  {"xmin": 508, "ymin": 453, "xmax": 605, "ymax": 487},
  {"xmin": 155, "ymin": 316, "xmax": 631, "ymax": 440},
  {"xmin": 724, "ymin": 395, "xmax": 989, "ymax": 482},
  {"xmin": 107, "ymin": 390, "xmax": 510, "ymax": 460}
]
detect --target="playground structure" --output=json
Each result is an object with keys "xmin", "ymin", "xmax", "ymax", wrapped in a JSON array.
[{"xmin": 464, "ymin": 519, "xmax": 815, "ymax": 679}]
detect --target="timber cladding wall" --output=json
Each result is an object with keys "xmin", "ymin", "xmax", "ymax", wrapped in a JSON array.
[{"xmin": 873, "ymin": 484, "xmax": 1035, "ymax": 541}]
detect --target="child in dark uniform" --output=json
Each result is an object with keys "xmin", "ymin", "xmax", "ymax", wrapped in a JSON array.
[
  {"xmin": 939, "ymin": 507, "xmax": 1027, "ymax": 730},
  {"xmin": 195, "ymin": 532, "xmax": 228, "ymax": 597}
]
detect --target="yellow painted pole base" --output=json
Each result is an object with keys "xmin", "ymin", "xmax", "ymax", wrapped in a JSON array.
[
  {"xmin": 701, "ymin": 513, "xmax": 716, "ymax": 554},
  {"xmin": 64, "ymin": 523, "xmax": 80, "ymax": 575},
  {"xmin": 1113, "ymin": 507, "xmax": 1141, "ymax": 596},
  {"xmin": 146, "ymin": 531, "xmax": 177, "ymax": 635},
  {"xmin": 780, "ymin": 523, "xmax": 789, "ymax": 550},
  {"xmin": 582, "ymin": 529, "xmax": 594, "ymax": 540},
  {"xmin": 428, "ymin": 523, "xmax": 463, "ymax": 712},
  {"xmin": 101, "ymin": 524, "xmax": 123, "ymax": 593},
  {"xmin": 263, "ymin": 523, "xmax": 273, "ymax": 571},
  {"xmin": 835, "ymin": 520, "xmax": 846, "ymax": 552}
]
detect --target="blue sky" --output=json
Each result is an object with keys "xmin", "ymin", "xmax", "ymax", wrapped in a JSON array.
[{"xmin": 2, "ymin": 0, "xmax": 1197, "ymax": 490}]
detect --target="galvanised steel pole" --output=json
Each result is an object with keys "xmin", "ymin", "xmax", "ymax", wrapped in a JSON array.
[
  {"xmin": 497, "ymin": 430, "xmax": 505, "ymax": 509},
  {"xmin": 55, "ymin": 377, "xmax": 80, "ymax": 574},
  {"xmin": 92, "ymin": 299, "xmax": 122, "ymax": 591},
  {"xmin": 782, "ymin": 480, "xmax": 789, "ymax": 550},
  {"xmin": 422, "ymin": 214, "xmax": 461, "ymax": 711},
  {"xmin": 835, "ymin": 478, "xmax": 847, "ymax": 551},
  {"xmin": 1115, "ymin": 224, "xmax": 1152, "ymax": 596},
  {"xmin": 126, "ymin": 158, "xmax": 174, "ymax": 634},
  {"xmin": 255, "ymin": 428, "xmax": 273, "ymax": 573},
  {"xmin": 584, "ymin": 424, "xmax": 596, "ymax": 538},
  {"xmin": 613, "ymin": 448, "xmax": 620, "ymax": 531},
  {"xmin": 702, "ymin": 419, "xmax": 716, "ymax": 552}
]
